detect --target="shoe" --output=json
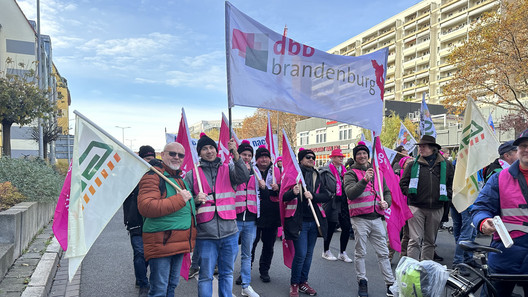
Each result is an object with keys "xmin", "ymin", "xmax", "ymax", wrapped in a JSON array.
[
  {"xmin": 260, "ymin": 273, "xmax": 270, "ymax": 283},
  {"xmin": 433, "ymin": 252, "xmax": 444, "ymax": 262},
  {"xmin": 236, "ymin": 275, "xmax": 242, "ymax": 285},
  {"xmin": 241, "ymin": 285, "xmax": 260, "ymax": 297},
  {"xmin": 358, "ymin": 279, "xmax": 368, "ymax": 297},
  {"xmin": 188, "ymin": 267, "xmax": 200, "ymax": 278},
  {"xmin": 214, "ymin": 266, "xmax": 219, "ymax": 275},
  {"xmin": 338, "ymin": 252, "xmax": 353, "ymax": 263},
  {"xmin": 466, "ymin": 260, "xmax": 482, "ymax": 269},
  {"xmin": 299, "ymin": 282, "xmax": 317, "ymax": 296},
  {"xmin": 322, "ymin": 250, "xmax": 337, "ymax": 261},
  {"xmin": 456, "ymin": 264, "xmax": 471, "ymax": 277},
  {"xmin": 290, "ymin": 284, "xmax": 299, "ymax": 297},
  {"xmin": 138, "ymin": 287, "xmax": 149, "ymax": 297},
  {"xmin": 386, "ymin": 284, "xmax": 394, "ymax": 297}
]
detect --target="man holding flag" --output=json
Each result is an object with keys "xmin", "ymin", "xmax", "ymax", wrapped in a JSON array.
[
  {"xmin": 138, "ymin": 142, "xmax": 196, "ymax": 297},
  {"xmin": 344, "ymin": 141, "xmax": 394, "ymax": 297},
  {"xmin": 184, "ymin": 133, "xmax": 249, "ymax": 297}
]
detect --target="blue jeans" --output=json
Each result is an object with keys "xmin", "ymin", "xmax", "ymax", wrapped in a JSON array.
[
  {"xmin": 196, "ymin": 233, "xmax": 239, "ymax": 297},
  {"xmin": 148, "ymin": 253, "xmax": 184, "ymax": 297},
  {"xmin": 450, "ymin": 206, "xmax": 476, "ymax": 265},
  {"xmin": 130, "ymin": 235, "xmax": 149, "ymax": 288},
  {"xmin": 291, "ymin": 221, "xmax": 318, "ymax": 285},
  {"xmin": 236, "ymin": 220, "xmax": 257, "ymax": 288}
]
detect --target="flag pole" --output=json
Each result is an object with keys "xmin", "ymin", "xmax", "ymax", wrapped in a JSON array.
[
  {"xmin": 73, "ymin": 110, "xmax": 182, "ymax": 192},
  {"xmin": 229, "ymin": 107, "xmax": 232, "ymax": 139},
  {"xmin": 372, "ymin": 136, "xmax": 385, "ymax": 202},
  {"xmin": 301, "ymin": 184, "xmax": 322, "ymax": 236}
]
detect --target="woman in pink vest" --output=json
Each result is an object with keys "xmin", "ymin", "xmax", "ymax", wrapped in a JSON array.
[
  {"xmin": 282, "ymin": 148, "xmax": 330, "ymax": 297},
  {"xmin": 344, "ymin": 141, "xmax": 394, "ymax": 297}
]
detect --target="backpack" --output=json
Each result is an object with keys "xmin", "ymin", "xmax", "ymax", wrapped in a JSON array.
[{"xmin": 396, "ymin": 256, "xmax": 449, "ymax": 297}]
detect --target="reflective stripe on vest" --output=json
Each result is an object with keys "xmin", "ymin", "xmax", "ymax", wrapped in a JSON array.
[
  {"xmin": 193, "ymin": 165, "xmax": 236, "ymax": 224},
  {"xmin": 235, "ymin": 175, "xmax": 258, "ymax": 214},
  {"xmin": 497, "ymin": 169, "xmax": 528, "ymax": 240},
  {"xmin": 348, "ymin": 169, "xmax": 384, "ymax": 217},
  {"xmin": 283, "ymin": 181, "xmax": 324, "ymax": 218}
]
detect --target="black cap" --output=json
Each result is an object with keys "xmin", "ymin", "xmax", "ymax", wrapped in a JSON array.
[
  {"xmin": 138, "ymin": 145, "xmax": 155, "ymax": 158},
  {"xmin": 297, "ymin": 148, "xmax": 315, "ymax": 162},
  {"xmin": 513, "ymin": 128, "xmax": 528, "ymax": 146},
  {"xmin": 196, "ymin": 133, "xmax": 217, "ymax": 154},
  {"xmin": 256, "ymin": 145, "xmax": 271, "ymax": 160},
  {"xmin": 498, "ymin": 140, "xmax": 517, "ymax": 155},
  {"xmin": 353, "ymin": 141, "xmax": 370, "ymax": 160},
  {"xmin": 237, "ymin": 140, "xmax": 253, "ymax": 156}
]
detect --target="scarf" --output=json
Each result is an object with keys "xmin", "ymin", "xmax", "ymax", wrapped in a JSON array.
[
  {"xmin": 329, "ymin": 163, "xmax": 346, "ymax": 196},
  {"xmin": 408, "ymin": 154, "xmax": 448, "ymax": 201}
]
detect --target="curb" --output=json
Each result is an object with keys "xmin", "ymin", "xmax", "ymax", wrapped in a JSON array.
[{"xmin": 21, "ymin": 237, "xmax": 63, "ymax": 297}]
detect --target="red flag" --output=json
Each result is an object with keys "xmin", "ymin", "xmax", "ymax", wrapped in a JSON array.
[
  {"xmin": 218, "ymin": 113, "xmax": 240, "ymax": 164},
  {"xmin": 52, "ymin": 161, "xmax": 72, "ymax": 251},
  {"xmin": 372, "ymin": 136, "xmax": 413, "ymax": 252},
  {"xmin": 265, "ymin": 112, "xmax": 278, "ymax": 163},
  {"xmin": 279, "ymin": 129, "xmax": 305, "ymax": 268},
  {"xmin": 176, "ymin": 108, "xmax": 199, "ymax": 178}
]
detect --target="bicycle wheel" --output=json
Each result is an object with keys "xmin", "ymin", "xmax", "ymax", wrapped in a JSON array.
[{"xmin": 443, "ymin": 272, "xmax": 478, "ymax": 297}]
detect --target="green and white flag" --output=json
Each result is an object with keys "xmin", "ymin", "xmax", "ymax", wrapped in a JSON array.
[
  {"xmin": 452, "ymin": 98, "xmax": 500, "ymax": 212},
  {"xmin": 66, "ymin": 111, "xmax": 150, "ymax": 281}
]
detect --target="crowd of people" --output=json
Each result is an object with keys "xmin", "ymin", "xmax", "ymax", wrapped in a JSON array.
[{"xmin": 120, "ymin": 128, "xmax": 528, "ymax": 297}]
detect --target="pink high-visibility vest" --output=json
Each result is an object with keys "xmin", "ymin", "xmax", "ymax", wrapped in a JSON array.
[
  {"xmin": 348, "ymin": 169, "xmax": 384, "ymax": 217},
  {"xmin": 283, "ymin": 183, "xmax": 325, "ymax": 218},
  {"xmin": 235, "ymin": 175, "xmax": 258, "ymax": 214},
  {"xmin": 496, "ymin": 168, "xmax": 528, "ymax": 240},
  {"xmin": 193, "ymin": 165, "xmax": 236, "ymax": 224}
]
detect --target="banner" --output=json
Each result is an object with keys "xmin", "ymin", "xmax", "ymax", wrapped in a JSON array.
[
  {"xmin": 226, "ymin": 2, "xmax": 387, "ymax": 134},
  {"xmin": 420, "ymin": 94, "xmax": 437, "ymax": 137},
  {"xmin": 66, "ymin": 111, "xmax": 150, "ymax": 281},
  {"xmin": 52, "ymin": 162, "xmax": 72, "ymax": 251},
  {"xmin": 452, "ymin": 97, "xmax": 500, "ymax": 212},
  {"xmin": 372, "ymin": 137, "xmax": 412, "ymax": 252},
  {"xmin": 395, "ymin": 122, "xmax": 417, "ymax": 152}
]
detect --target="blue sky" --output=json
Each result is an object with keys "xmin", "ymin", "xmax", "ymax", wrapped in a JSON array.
[{"xmin": 17, "ymin": 0, "xmax": 421, "ymax": 151}]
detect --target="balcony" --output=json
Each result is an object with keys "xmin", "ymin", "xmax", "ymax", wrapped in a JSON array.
[
  {"xmin": 403, "ymin": 45, "xmax": 416, "ymax": 56},
  {"xmin": 416, "ymin": 41, "xmax": 430, "ymax": 52},
  {"xmin": 469, "ymin": 0, "xmax": 499, "ymax": 17},
  {"xmin": 415, "ymin": 70, "xmax": 429, "ymax": 79},
  {"xmin": 403, "ymin": 59, "xmax": 416, "ymax": 70},
  {"xmin": 441, "ymin": 0, "xmax": 467, "ymax": 14},
  {"xmin": 439, "ymin": 46, "xmax": 453, "ymax": 57},
  {"xmin": 384, "ymin": 93, "xmax": 395, "ymax": 100},
  {"xmin": 416, "ymin": 55, "xmax": 430, "ymax": 66},
  {"xmin": 441, "ymin": 14, "xmax": 466, "ymax": 28},
  {"xmin": 440, "ymin": 25, "xmax": 467, "ymax": 43}
]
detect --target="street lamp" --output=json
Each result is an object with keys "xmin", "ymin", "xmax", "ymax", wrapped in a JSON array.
[{"xmin": 115, "ymin": 126, "xmax": 131, "ymax": 144}]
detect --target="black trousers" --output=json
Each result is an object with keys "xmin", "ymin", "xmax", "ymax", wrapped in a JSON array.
[
  {"xmin": 251, "ymin": 226, "xmax": 278, "ymax": 275},
  {"xmin": 323, "ymin": 210, "xmax": 351, "ymax": 252}
]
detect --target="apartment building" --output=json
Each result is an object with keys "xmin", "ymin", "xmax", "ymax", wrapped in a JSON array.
[{"xmin": 328, "ymin": 0, "xmax": 500, "ymax": 104}]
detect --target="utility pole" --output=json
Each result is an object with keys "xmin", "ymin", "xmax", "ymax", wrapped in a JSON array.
[{"xmin": 115, "ymin": 126, "xmax": 131, "ymax": 144}]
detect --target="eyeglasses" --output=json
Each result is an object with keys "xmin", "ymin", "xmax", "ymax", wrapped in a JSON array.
[
  {"xmin": 166, "ymin": 151, "xmax": 185, "ymax": 159},
  {"xmin": 304, "ymin": 155, "xmax": 316, "ymax": 160}
]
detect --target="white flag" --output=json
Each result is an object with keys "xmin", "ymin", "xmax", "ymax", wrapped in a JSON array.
[
  {"xmin": 452, "ymin": 98, "xmax": 500, "ymax": 212},
  {"xmin": 396, "ymin": 122, "xmax": 417, "ymax": 152},
  {"xmin": 226, "ymin": 2, "xmax": 387, "ymax": 134},
  {"xmin": 66, "ymin": 111, "xmax": 150, "ymax": 280}
]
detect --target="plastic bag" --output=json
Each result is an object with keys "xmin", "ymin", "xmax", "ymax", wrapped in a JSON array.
[{"xmin": 392, "ymin": 256, "xmax": 449, "ymax": 297}]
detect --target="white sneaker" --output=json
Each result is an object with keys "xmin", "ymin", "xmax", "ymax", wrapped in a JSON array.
[
  {"xmin": 322, "ymin": 250, "xmax": 338, "ymax": 261},
  {"xmin": 338, "ymin": 251, "xmax": 353, "ymax": 263},
  {"xmin": 241, "ymin": 285, "xmax": 260, "ymax": 297}
]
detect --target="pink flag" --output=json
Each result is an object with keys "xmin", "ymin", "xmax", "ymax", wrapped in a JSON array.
[
  {"xmin": 265, "ymin": 112, "xmax": 278, "ymax": 163},
  {"xmin": 279, "ymin": 129, "xmax": 304, "ymax": 268},
  {"xmin": 52, "ymin": 162, "xmax": 72, "ymax": 251},
  {"xmin": 218, "ymin": 113, "xmax": 240, "ymax": 164},
  {"xmin": 176, "ymin": 108, "xmax": 200, "ymax": 178},
  {"xmin": 372, "ymin": 136, "xmax": 413, "ymax": 252}
]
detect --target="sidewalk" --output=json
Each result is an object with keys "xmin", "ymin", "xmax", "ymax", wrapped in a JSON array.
[{"xmin": 0, "ymin": 222, "xmax": 62, "ymax": 297}]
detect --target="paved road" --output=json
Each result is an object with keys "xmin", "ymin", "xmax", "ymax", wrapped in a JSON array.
[{"xmin": 73, "ymin": 210, "xmax": 471, "ymax": 297}]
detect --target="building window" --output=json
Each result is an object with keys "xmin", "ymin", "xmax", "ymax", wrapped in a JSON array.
[
  {"xmin": 339, "ymin": 125, "xmax": 352, "ymax": 140},
  {"xmin": 299, "ymin": 132, "xmax": 309, "ymax": 146},
  {"xmin": 315, "ymin": 129, "xmax": 326, "ymax": 144}
]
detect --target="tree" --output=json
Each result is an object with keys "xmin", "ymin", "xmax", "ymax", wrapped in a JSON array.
[
  {"xmin": 31, "ymin": 118, "xmax": 61, "ymax": 160},
  {"xmin": 237, "ymin": 109, "xmax": 308, "ymax": 150},
  {"xmin": 499, "ymin": 111, "xmax": 528, "ymax": 136},
  {"xmin": 0, "ymin": 60, "xmax": 54, "ymax": 157},
  {"xmin": 442, "ymin": 0, "xmax": 528, "ymax": 117}
]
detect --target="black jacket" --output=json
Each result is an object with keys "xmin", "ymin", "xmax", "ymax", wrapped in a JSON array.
[
  {"xmin": 484, "ymin": 158, "xmax": 503, "ymax": 184},
  {"xmin": 400, "ymin": 153, "xmax": 454, "ymax": 209},
  {"xmin": 256, "ymin": 164, "xmax": 281, "ymax": 228},
  {"xmin": 283, "ymin": 166, "xmax": 331, "ymax": 240},
  {"xmin": 319, "ymin": 164, "xmax": 346, "ymax": 223}
]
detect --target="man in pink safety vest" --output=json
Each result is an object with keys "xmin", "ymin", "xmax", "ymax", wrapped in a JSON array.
[
  {"xmin": 184, "ymin": 133, "xmax": 249, "ymax": 297},
  {"xmin": 344, "ymin": 141, "xmax": 394, "ymax": 297},
  {"xmin": 472, "ymin": 128, "xmax": 528, "ymax": 296}
]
